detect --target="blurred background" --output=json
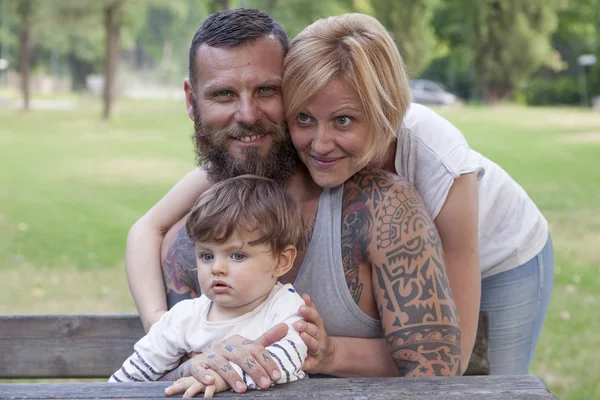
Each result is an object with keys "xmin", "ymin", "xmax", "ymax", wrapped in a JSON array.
[
  {"xmin": 0, "ymin": 0, "xmax": 599, "ymax": 110},
  {"xmin": 1, "ymin": 1, "xmax": 599, "ymax": 399}
]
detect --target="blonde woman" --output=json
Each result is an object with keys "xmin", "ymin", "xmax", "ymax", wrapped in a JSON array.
[{"xmin": 282, "ymin": 13, "xmax": 553, "ymax": 375}]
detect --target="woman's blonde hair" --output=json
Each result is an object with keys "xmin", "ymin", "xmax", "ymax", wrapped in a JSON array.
[{"xmin": 283, "ymin": 13, "xmax": 410, "ymax": 168}]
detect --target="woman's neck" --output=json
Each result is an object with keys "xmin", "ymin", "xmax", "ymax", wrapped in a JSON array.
[{"xmin": 371, "ymin": 138, "xmax": 397, "ymax": 173}]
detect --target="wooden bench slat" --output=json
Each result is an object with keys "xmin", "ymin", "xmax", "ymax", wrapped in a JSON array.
[
  {"xmin": 0, "ymin": 315, "xmax": 144, "ymax": 378},
  {"xmin": 0, "ymin": 377, "xmax": 556, "ymax": 399},
  {"xmin": 1, "ymin": 311, "xmax": 489, "ymax": 379}
]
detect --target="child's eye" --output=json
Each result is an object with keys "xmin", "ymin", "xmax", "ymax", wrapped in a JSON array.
[
  {"xmin": 231, "ymin": 253, "xmax": 246, "ymax": 261},
  {"xmin": 200, "ymin": 253, "xmax": 214, "ymax": 262}
]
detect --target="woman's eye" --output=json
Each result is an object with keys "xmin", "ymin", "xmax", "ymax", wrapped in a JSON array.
[
  {"xmin": 200, "ymin": 253, "xmax": 214, "ymax": 262},
  {"xmin": 297, "ymin": 113, "xmax": 311, "ymax": 124},
  {"xmin": 258, "ymin": 87, "xmax": 274, "ymax": 94},
  {"xmin": 336, "ymin": 116, "xmax": 352, "ymax": 127},
  {"xmin": 232, "ymin": 253, "xmax": 246, "ymax": 261}
]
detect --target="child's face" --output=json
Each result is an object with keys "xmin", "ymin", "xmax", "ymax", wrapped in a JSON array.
[{"xmin": 195, "ymin": 230, "xmax": 283, "ymax": 318}]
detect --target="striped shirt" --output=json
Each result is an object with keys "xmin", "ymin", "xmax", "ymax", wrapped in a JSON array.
[{"xmin": 109, "ymin": 283, "xmax": 307, "ymax": 387}]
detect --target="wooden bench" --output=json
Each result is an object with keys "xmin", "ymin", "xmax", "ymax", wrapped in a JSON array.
[
  {"xmin": 0, "ymin": 311, "xmax": 489, "ymax": 379},
  {"xmin": 0, "ymin": 376, "xmax": 556, "ymax": 399}
]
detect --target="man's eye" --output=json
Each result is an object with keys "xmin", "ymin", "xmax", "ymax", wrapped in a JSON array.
[
  {"xmin": 214, "ymin": 90, "xmax": 231, "ymax": 98},
  {"xmin": 201, "ymin": 253, "xmax": 214, "ymax": 262},
  {"xmin": 297, "ymin": 113, "xmax": 311, "ymax": 123},
  {"xmin": 258, "ymin": 87, "xmax": 274, "ymax": 94},
  {"xmin": 232, "ymin": 253, "xmax": 246, "ymax": 261},
  {"xmin": 336, "ymin": 116, "xmax": 352, "ymax": 127}
]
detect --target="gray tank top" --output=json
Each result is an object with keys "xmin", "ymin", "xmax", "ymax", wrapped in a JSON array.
[{"xmin": 293, "ymin": 185, "xmax": 383, "ymax": 338}]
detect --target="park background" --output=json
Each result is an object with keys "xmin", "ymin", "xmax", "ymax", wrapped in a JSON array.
[{"xmin": 0, "ymin": 1, "xmax": 599, "ymax": 399}]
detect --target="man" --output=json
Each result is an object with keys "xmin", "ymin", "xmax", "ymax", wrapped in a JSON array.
[{"xmin": 126, "ymin": 8, "xmax": 461, "ymax": 393}]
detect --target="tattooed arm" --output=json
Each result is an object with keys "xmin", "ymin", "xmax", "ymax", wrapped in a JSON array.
[
  {"xmin": 349, "ymin": 170, "xmax": 461, "ymax": 376},
  {"xmin": 125, "ymin": 169, "xmax": 210, "ymax": 332},
  {"xmin": 161, "ymin": 220, "xmax": 200, "ymax": 307}
]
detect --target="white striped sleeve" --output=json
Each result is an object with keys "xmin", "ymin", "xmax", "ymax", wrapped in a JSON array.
[
  {"xmin": 242, "ymin": 285, "xmax": 308, "ymax": 388},
  {"xmin": 229, "ymin": 333, "xmax": 307, "ymax": 389},
  {"xmin": 109, "ymin": 301, "xmax": 193, "ymax": 382}
]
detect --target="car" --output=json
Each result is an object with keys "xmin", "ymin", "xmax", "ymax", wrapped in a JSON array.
[{"xmin": 409, "ymin": 79, "xmax": 461, "ymax": 106}]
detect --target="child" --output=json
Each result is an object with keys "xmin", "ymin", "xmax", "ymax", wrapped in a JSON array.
[{"xmin": 110, "ymin": 175, "xmax": 307, "ymax": 398}]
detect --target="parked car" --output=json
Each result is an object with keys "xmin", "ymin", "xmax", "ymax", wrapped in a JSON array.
[{"xmin": 409, "ymin": 79, "xmax": 461, "ymax": 106}]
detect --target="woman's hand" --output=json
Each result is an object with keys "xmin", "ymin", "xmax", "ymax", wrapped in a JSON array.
[
  {"xmin": 165, "ymin": 372, "xmax": 228, "ymax": 398},
  {"xmin": 294, "ymin": 294, "xmax": 336, "ymax": 374}
]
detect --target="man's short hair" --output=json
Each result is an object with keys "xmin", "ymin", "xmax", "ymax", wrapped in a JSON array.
[
  {"xmin": 189, "ymin": 8, "xmax": 289, "ymax": 85},
  {"xmin": 186, "ymin": 175, "xmax": 302, "ymax": 254}
]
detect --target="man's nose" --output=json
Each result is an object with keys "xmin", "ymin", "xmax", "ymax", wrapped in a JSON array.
[{"xmin": 235, "ymin": 95, "xmax": 261, "ymax": 127}]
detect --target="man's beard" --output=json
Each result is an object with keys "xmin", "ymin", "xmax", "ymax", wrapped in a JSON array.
[{"xmin": 192, "ymin": 108, "xmax": 299, "ymax": 184}]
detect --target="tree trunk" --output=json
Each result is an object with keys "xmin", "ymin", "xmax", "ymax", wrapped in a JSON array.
[
  {"xmin": 103, "ymin": 1, "xmax": 122, "ymax": 120},
  {"xmin": 18, "ymin": 0, "xmax": 33, "ymax": 111}
]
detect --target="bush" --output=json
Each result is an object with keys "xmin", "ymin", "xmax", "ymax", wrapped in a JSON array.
[{"xmin": 523, "ymin": 75, "xmax": 582, "ymax": 106}]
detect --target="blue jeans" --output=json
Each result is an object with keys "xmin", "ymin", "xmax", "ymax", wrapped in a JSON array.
[{"xmin": 480, "ymin": 235, "xmax": 554, "ymax": 375}]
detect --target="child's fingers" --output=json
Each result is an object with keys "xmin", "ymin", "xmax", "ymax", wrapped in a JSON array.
[
  {"xmin": 164, "ymin": 377, "xmax": 197, "ymax": 395},
  {"xmin": 183, "ymin": 382, "xmax": 206, "ymax": 399},
  {"xmin": 203, "ymin": 384, "xmax": 216, "ymax": 398}
]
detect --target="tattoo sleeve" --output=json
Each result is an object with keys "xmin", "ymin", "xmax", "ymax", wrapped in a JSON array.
[
  {"xmin": 162, "ymin": 224, "xmax": 200, "ymax": 308},
  {"xmin": 349, "ymin": 170, "xmax": 461, "ymax": 376}
]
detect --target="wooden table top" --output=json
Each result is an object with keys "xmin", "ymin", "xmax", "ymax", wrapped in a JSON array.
[{"xmin": 0, "ymin": 375, "xmax": 555, "ymax": 399}]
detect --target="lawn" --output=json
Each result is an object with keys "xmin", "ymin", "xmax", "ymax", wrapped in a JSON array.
[{"xmin": 1, "ymin": 97, "xmax": 599, "ymax": 399}]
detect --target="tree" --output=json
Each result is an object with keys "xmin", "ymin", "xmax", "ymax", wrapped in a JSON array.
[
  {"xmin": 17, "ymin": 0, "xmax": 33, "ymax": 110},
  {"xmin": 367, "ymin": 0, "xmax": 438, "ymax": 77},
  {"xmin": 248, "ymin": 0, "xmax": 353, "ymax": 39},
  {"xmin": 103, "ymin": 0, "xmax": 124, "ymax": 119},
  {"xmin": 552, "ymin": 0, "xmax": 600, "ymax": 101},
  {"xmin": 458, "ymin": 0, "xmax": 563, "ymax": 103}
]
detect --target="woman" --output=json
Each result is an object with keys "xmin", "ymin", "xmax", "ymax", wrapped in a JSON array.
[
  {"xmin": 282, "ymin": 14, "xmax": 553, "ymax": 375},
  {"xmin": 127, "ymin": 13, "xmax": 552, "ymax": 376}
]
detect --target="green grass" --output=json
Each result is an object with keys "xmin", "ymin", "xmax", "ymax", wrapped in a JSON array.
[{"xmin": 1, "ymin": 98, "xmax": 599, "ymax": 398}]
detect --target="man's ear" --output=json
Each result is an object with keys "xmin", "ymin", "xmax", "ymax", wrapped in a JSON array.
[
  {"xmin": 272, "ymin": 245, "xmax": 297, "ymax": 278},
  {"xmin": 183, "ymin": 78, "xmax": 196, "ymax": 122}
]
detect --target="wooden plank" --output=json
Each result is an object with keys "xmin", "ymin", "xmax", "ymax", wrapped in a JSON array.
[
  {"xmin": 0, "ymin": 376, "xmax": 556, "ymax": 399},
  {"xmin": 1, "ymin": 311, "xmax": 489, "ymax": 379},
  {"xmin": 0, "ymin": 315, "xmax": 144, "ymax": 378}
]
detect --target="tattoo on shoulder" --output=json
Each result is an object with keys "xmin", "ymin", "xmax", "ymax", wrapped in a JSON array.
[{"xmin": 162, "ymin": 225, "xmax": 200, "ymax": 306}]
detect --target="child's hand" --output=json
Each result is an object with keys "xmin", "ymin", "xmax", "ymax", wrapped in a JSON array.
[{"xmin": 165, "ymin": 372, "xmax": 229, "ymax": 398}]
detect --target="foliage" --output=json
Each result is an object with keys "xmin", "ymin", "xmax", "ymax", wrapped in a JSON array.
[
  {"xmin": 367, "ymin": 0, "xmax": 438, "ymax": 76},
  {"xmin": 435, "ymin": 0, "xmax": 564, "ymax": 102},
  {"xmin": 2, "ymin": 0, "xmax": 599, "ymax": 104},
  {"xmin": 522, "ymin": 75, "xmax": 581, "ymax": 105}
]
